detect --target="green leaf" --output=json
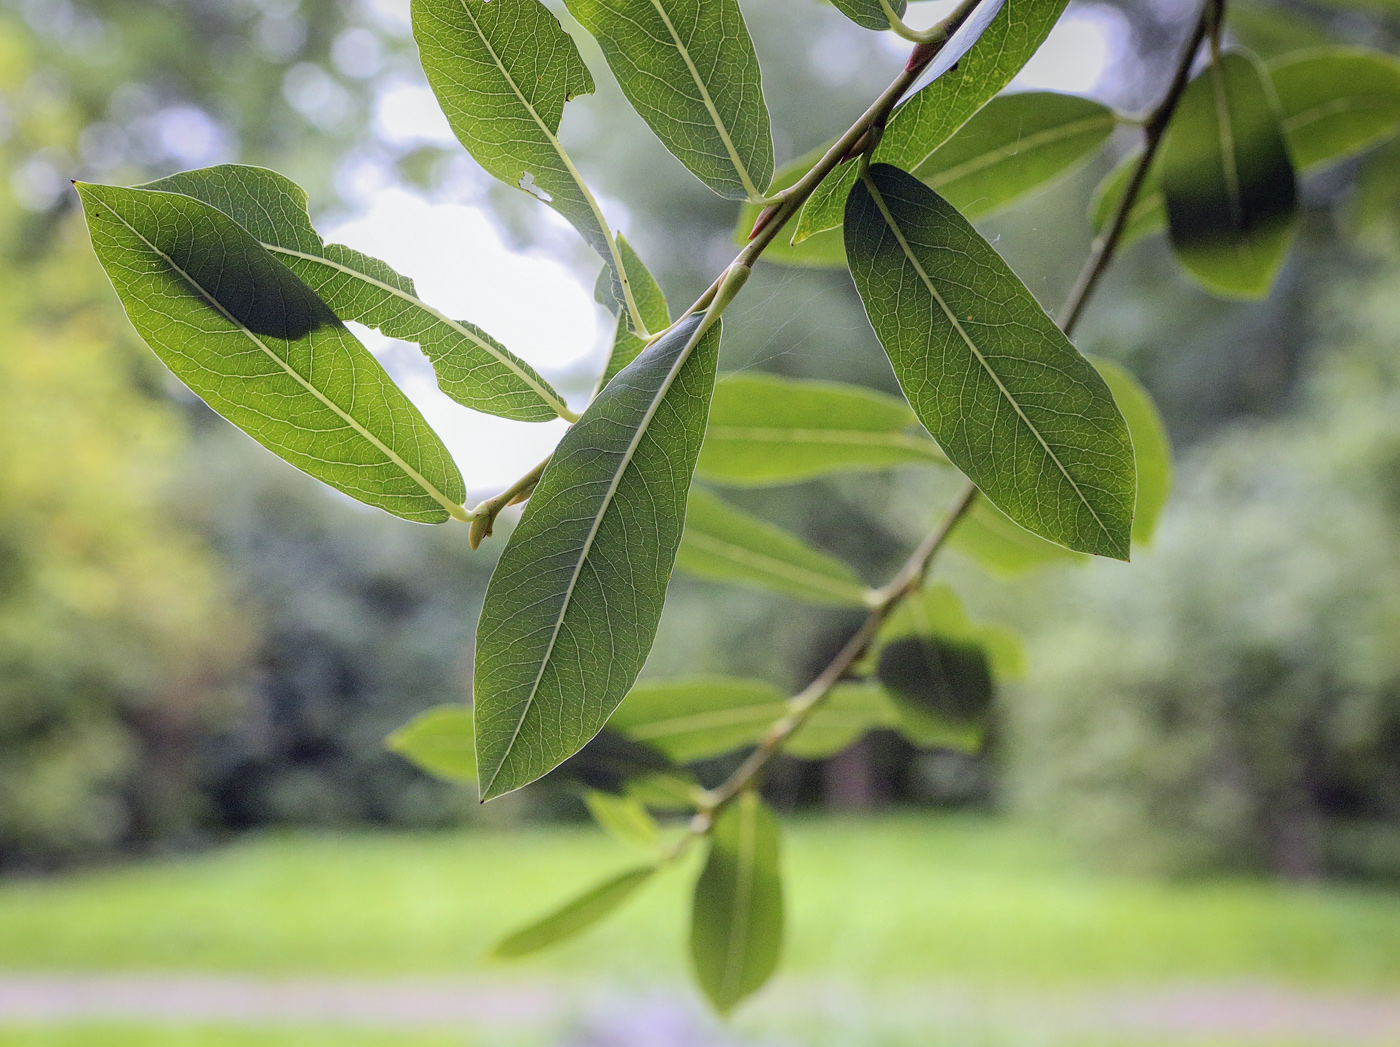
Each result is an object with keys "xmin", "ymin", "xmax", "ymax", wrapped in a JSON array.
[
  {"xmin": 611, "ymin": 677, "xmax": 787, "ymax": 763},
  {"xmin": 691, "ymin": 791, "xmax": 783, "ymax": 1015},
  {"xmin": 734, "ymin": 143, "xmax": 846, "ymax": 269},
  {"xmin": 492, "ymin": 864, "xmax": 657, "ymax": 959},
  {"xmin": 566, "ymin": 0, "xmax": 773, "ymax": 201},
  {"xmin": 794, "ymin": 0, "xmax": 1070, "ymax": 243},
  {"xmin": 1087, "ymin": 148, "xmax": 1167, "ymax": 248},
  {"xmin": 677, "ymin": 488, "xmax": 869, "ymax": 607},
  {"xmin": 598, "ymin": 235, "xmax": 670, "ymax": 390},
  {"xmin": 76, "ymin": 182, "xmax": 466, "ymax": 525},
  {"xmin": 784, "ymin": 681, "xmax": 898, "ymax": 759},
  {"xmin": 474, "ymin": 313, "xmax": 722, "ymax": 800},
  {"xmin": 697, "ymin": 373, "xmax": 944, "ymax": 487},
  {"xmin": 1092, "ymin": 357, "xmax": 1171, "ymax": 547},
  {"xmin": 914, "ymin": 91, "xmax": 1117, "ymax": 220},
  {"xmin": 413, "ymin": 0, "xmax": 633, "ymax": 318},
  {"xmin": 827, "ymin": 0, "xmax": 901, "ymax": 31},
  {"xmin": 584, "ymin": 790, "xmax": 660, "ymax": 848},
  {"xmin": 876, "ymin": 582, "xmax": 1025, "ymax": 680},
  {"xmin": 1162, "ymin": 51, "xmax": 1298, "ymax": 299},
  {"xmin": 844, "ymin": 164, "xmax": 1135, "ymax": 559},
  {"xmin": 146, "ymin": 164, "xmax": 570, "ymax": 423},
  {"xmin": 951, "ymin": 497, "xmax": 1087, "ymax": 575},
  {"xmin": 1269, "ymin": 47, "xmax": 1400, "ymax": 169},
  {"xmin": 386, "ymin": 706, "xmax": 477, "ymax": 785}
]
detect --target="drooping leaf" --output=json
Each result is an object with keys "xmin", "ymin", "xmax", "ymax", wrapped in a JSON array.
[
  {"xmin": 611, "ymin": 677, "xmax": 787, "ymax": 763},
  {"xmin": 387, "ymin": 706, "xmax": 477, "ymax": 784},
  {"xmin": 784, "ymin": 681, "xmax": 898, "ymax": 759},
  {"xmin": 597, "ymin": 235, "xmax": 670, "ymax": 390},
  {"xmin": 1269, "ymin": 47, "xmax": 1400, "ymax": 169},
  {"xmin": 827, "ymin": 0, "xmax": 902, "ymax": 31},
  {"xmin": 677, "ymin": 488, "xmax": 869, "ymax": 606},
  {"xmin": 474, "ymin": 313, "xmax": 722, "ymax": 800},
  {"xmin": 492, "ymin": 864, "xmax": 658, "ymax": 959},
  {"xmin": 566, "ymin": 0, "xmax": 773, "ymax": 201},
  {"xmin": 794, "ymin": 0, "xmax": 1070, "ymax": 243},
  {"xmin": 147, "ymin": 164, "xmax": 570, "ymax": 422},
  {"xmin": 1093, "ymin": 357, "xmax": 1171, "ymax": 547},
  {"xmin": 691, "ymin": 791, "xmax": 783, "ymax": 1015},
  {"xmin": 413, "ymin": 0, "xmax": 633, "ymax": 317},
  {"xmin": 1162, "ymin": 51, "xmax": 1298, "ymax": 299},
  {"xmin": 76, "ymin": 182, "xmax": 466, "ymax": 524},
  {"xmin": 734, "ymin": 142, "xmax": 846, "ymax": 269},
  {"xmin": 697, "ymin": 373, "xmax": 944, "ymax": 487},
  {"xmin": 914, "ymin": 91, "xmax": 1117, "ymax": 219},
  {"xmin": 844, "ymin": 165, "xmax": 1135, "ymax": 559},
  {"xmin": 585, "ymin": 790, "xmax": 661, "ymax": 848}
]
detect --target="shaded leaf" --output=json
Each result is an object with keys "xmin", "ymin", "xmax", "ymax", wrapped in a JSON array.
[
  {"xmin": 567, "ymin": 0, "xmax": 772, "ymax": 201},
  {"xmin": 387, "ymin": 706, "xmax": 477, "ymax": 784},
  {"xmin": 585, "ymin": 790, "xmax": 660, "ymax": 848},
  {"xmin": 784, "ymin": 681, "xmax": 898, "ymax": 759},
  {"xmin": 678, "ymin": 488, "xmax": 869, "ymax": 606},
  {"xmin": 598, "ymin": 235, "xmax": 670, "ymax": 390},
  {"xmin": 493, "ymin": 864, "xmax": 657, "ymax": 959},
  {"xmin": 556, "ymin": 729, "xmax": 692, "ymax": 796},
  {"xmin": 734, "ymin": 143, "xmax": 846, "ymax": 269},
  {"xmin": 845, "ymin": 165, "xmax": 1135, "ymax": 559},
  {"xmin": 697, "ymin": 372, "xmax": 944, "ymax": 487},
  {"xmin": 611, "ymin": 677, "xmax": 787, "ymax": 763},
  {"xmin": 876, "ymin": 582, "xmax": 1025, "ymax": 680},
  {"xmin": 147, "ymin": 164, "xmax": 569, "ymax": 422},
  {"xmin": 1269, "ymin": 46, "xmax": 1400, "ymax": 169},
  {"xmin": 691, "ymin": 792, "xmax": 783, "ymax": 1015},
  {"xmin": 76, "ymin": 182, "xmax": 465, "ymax": 524},
  {"xmin": 474, "ymin": 313, "xmax": 722, "ymax": 800}
]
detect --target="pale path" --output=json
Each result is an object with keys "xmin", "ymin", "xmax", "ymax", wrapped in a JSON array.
[{"xmin": 1, "ymin": 975, "xmax": 1399, "ymax": 1042}]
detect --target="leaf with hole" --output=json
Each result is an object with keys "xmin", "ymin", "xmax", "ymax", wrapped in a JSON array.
[
  {"xmin": 690, "ymin": 791, "xmax": 783, "ymax": 1015},
  {"xmin": 387, "ymin": 706, "xmax": 477, "ymax": 784},
  {"xmin": 566, "ymin": 0, "xmax": 772, "ymax": 201},
  {"xmin": 611, "ymin": 677, "xmax": 787, "ymax": 763},
  {"xmin": 147, "ymin": 164, "xmax": 570, "ymax": 422},
  {"xmin": 77, "ymin": 182, "xmax": 465, "ymax": 524},
  {"xmin": 492, "ymin": 864, "xmax": 658, "ymax": 959},
  {"xmin": 845, "ymin": 164, "xmax": 1136, "ymax": 559},
  {"xmin": 473, "ymin": 313, "xmax": 722, "ymax": 800}
]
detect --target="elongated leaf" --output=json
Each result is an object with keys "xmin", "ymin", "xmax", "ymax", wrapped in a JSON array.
[
  {"xmin": 147, "ymin": 164, "xmax": 569, "ymax": 423},
  {"xmin": 598, "ymin": 235, "xmax": 670, "ymax": 390},
  {"xmin": 585, "ymin": 790, "xmax": 660, "ymax": 848},
  {"xmin": 951, "ymin": 497, "xmax": 1086, "ymax": 575},
  {"xmin": 567, "ymin": 0, "xmax": 772, "ymax": 201},
  {"xmin": 691, "ymin": 792, "xmax": 783, "ymax": 1015},
  {"xmin": 827, "ymin": 0, "xmax": 901, "ymax": 31},
  {"xmin": 1269, "ymin": 47, "xmax": 1400, "ymax": 169},
  {"xmin": 845, "ymin": 165, "xmax": 1135, "ymax": 559},
  {"xmin": 734, "ymin": 143, "xmax": 846, "ymax": 269},
  {"xmin": 914, "ymin": 91, "xmax": 1116, "ymax": 219},
  {"xmin": 1087, "ymin": 148, "xmax": 1167, "ymax": 248},
  {"xmin": 387, "ymin": 706, "xmax": 477, "ymax": 784},
  {"xmin": 784, "ymin": 681, "xmax": 898, "ymax": 759},
  {"xmin": 1163, "ymin": 51, "xmax": 1299, "ymax": 299},
  {"xmin": 794, "ymin": 0, "xmax": 1070, "ymax": 243},
  {"xmin": 413, "ymin": 0, "xmax": 631, "ymax": 316},
  {"xmin": 474, "ymin": 313, "xmax": 722, "ymax": 800},
  {"xmin": 493, "ymin": 864, "xmax": 657, "ymax": 959},
  {"xmin": 77, "ymin": 182, "xmax": 465, "ymax": 524},
  {"xmin": 612, "ymin": 677, "xmax": 787, "ymax": 763},
  {"xmin": 1094, "ymin": 357, "xmax": 1171, "ymax": 547},
  {"xmin": 697, "ymin": 373, "xmax": 943, "ymax": 486},
  {"xmin": 678, "ymin": 488, "xmax": 868, "ymax": 606}
]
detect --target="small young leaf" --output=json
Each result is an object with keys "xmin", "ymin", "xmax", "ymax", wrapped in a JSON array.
[
  {"xmin": 697, "ymin": 373, "xmax": 944, "ymax": 487},
  {"xmin": 492, "ymin": 864, "xmax": 657, "ymax": 959},
  {"xmin": 147, "ymin": 164, "xmax": 570, "ymax": 422},
  {"xmin": 845, "ymin": 165, "xmax": 1136, "ymax": 559},
  {"xmin": 474, "ymin": 313, "xmax": 722, "ymax": 800},
  {"xmin": 1162, "ymin": 51, "xmax": 1299, "ymax": 299},
  {"xmin": 678, "ymin": 488, "xmax": 869, "ymax": 607},
  {"xmin": 566, "ymin": 0, "xmax": 773, "ymax": 201},
  {"xmin": 784, "ymin": 681, "xmax": 898, "ymax": 759},
  {"xmin": 77, "ymin": 183, "xmax": 466, "ymax": 524},
  {"xmin": 734, "ymin": 143, "xmax": 846, "ymax": 269},
  {"xmin": 691, "ymin": 792, "xmax": 783, "ymax": 1015},
  {"xmin": 598, "ymin": 235, "xmax": 670, "ymax": 390},
  {"xmin": 611, "ymin": 677, "xmax": 787, "ymax": 763},
  {"xmin": 914, "ymin": 91, "xmax": 1117, "ymax": 220},
  {"xmin": 826, "ymin": 0, "xmax": 902, "ymax": 32},
  {"xmin": 1269, "ymin": 46, "xmax": 1400, "ymax": 169},
  {"xmin": 584, "ymin": 790, "xmax": 660, "ymax": 848},
  {"xmin": 387, "ymin": 706, "xmax": 477, "ymax": 784}
]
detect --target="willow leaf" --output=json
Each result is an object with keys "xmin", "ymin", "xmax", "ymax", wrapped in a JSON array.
[
  {"xmin": 77, "ymin": 182, "xmax": 465, "ymax": 524},
  {"xmin": 784, "ymin": 681, "xmax": 898, "ymax": 759},
  {"xmin": 598, "ymin": 235, "xmax": 670, "ymax": 390},
  {"xmin": 584, "ymin": 790, "xmax": 660, "ymax": 849},
  {"xmin": 734, "ymin": 143, "xmax": 845, "ymax": 269},
  {"xmin": 474, "ymin": 313, "xmax": 722, "ymax": 800},
  {"xmin": 677, "ymin": 488, "xmax": 869, "ymax": 606},
  {"xmin": 1163, "ymin": 51, "xmax": 1299, "ymax": 299},
  {"xmin": 147, "ymin": 164, "xmax": 568, "ymax": 422},
  {"xmin": 387, "ymin": 706, "xmax": 477, "ymax": 784},
  {"xmin": 1087, "ymin": 148, "xmax": 1167, "ymax": 248},
  {"xmin": 567, "ymin": 0, "xmax": 772, "ymax": 201},
  {"xmin": 492, "ymin": 865, "xmax": 657, "ymax": 959},
  {"xmin": 827, "ymin": 0, "xmax": 902, "ymax": 31},
  {"xmin": 691, "ymin": 791, "xmax": 783, "ymax": 1015},
  {"xmin": 697, "ymin": 373, "xmax": 944, "ymax": 487},
  {"xmin": 845, "ymin": 165, "xmax": 1135, "ymax": 559},
  {"xmin": 1269, "ymin": 46, "xmax": 1400, "ymax": 168},
  {"xmin": 413, "ymin": 0, "xmax": 633, "ymax": 318},
  {"xmin": 611, "ymin": 677, "xmax": 787, "ymax": 763},
  {"xmin": 1094, "ymin": 357, "xmax": 1171, "ymax": 547}
]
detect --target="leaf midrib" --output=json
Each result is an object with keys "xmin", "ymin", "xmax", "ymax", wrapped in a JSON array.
[
  {"xmin": 706, "ymin": 424, "xmax": 940, "ymax": 456},
  {"xmin": 683, "ymin": 529, "xmax": 866, "ymax": 602},
  {"xmin": 720, "ymin": 796, "xmax": 759, "ymax": 1005},
  {"xmin": 922, "ymin": 113, "xmax": 1116, "ymax": 190},
  {"xmin": 627, "ymin": 703, "xmax": 784, "ymax": 743}
]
